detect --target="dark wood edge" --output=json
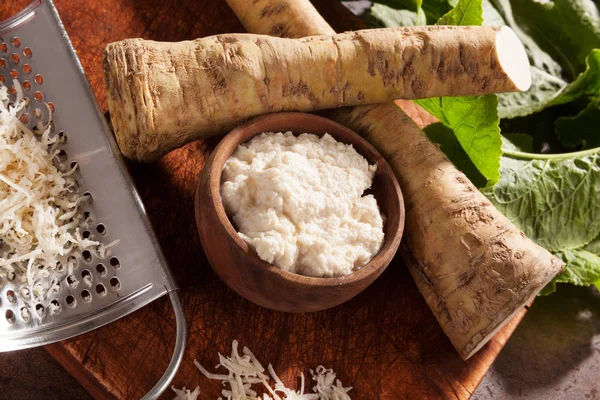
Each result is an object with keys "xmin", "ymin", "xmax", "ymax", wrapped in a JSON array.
[{"xmin": 45, "ymin": 344, "xmax": 116, "ymax": 400}]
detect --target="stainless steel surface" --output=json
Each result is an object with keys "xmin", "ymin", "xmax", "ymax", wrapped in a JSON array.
[
  {"xmin": 1, "ymin": 1, "xmax": 187, "ymax": 396},
  {"xmin": 0, "ymin": 0, "xmax": 181, "ymax": 355}
]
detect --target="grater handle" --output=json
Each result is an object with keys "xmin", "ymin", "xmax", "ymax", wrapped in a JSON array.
[{"xmin": 141, "ymin": 290, "xmax": 187, "ymax": 400}]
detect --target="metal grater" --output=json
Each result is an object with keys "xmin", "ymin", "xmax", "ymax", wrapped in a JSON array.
[{"xmin": 0, "ymin": 1, "xmax": 186, "ymax": 398}]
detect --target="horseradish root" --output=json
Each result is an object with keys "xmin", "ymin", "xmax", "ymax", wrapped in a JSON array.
[
  {"xmin": 337, "ymin": 105, "xmax": 563, "ymax": 359},
  {"xmin": 224, "ymin": 0, "xmax": 562, "ymax": 359},
  {"xmin": 103, "ymin": 26, "xmax": 530, "ymax": 161}
]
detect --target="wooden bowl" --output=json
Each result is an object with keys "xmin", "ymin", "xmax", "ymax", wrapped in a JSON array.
[{"xmin": 195, "ymin": 112, "xmax": 404, "ymax": 313}]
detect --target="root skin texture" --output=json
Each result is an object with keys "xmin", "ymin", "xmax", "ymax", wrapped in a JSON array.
[
  {"xmin": 336, "ymin": 104, "xmax": 563, "ymax": 359},
  {"xmin": 104, "ymin": 25, "xmax": 530, "ymax": 161},
  {"xmin": 224, "ymin": 0, "xmax": 562, "ymax": 360}
]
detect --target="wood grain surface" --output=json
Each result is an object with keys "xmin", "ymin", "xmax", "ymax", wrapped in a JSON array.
[{"xmin": 0, "ymin": 1, "xmax": 528, "ymax": 399}]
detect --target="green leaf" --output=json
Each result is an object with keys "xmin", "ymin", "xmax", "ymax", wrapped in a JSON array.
[
  {"xmin": 509, "ymin": 0, "xmax": 600, "ymax": 79},
  {"xmin": 539, "ymin": 280, "xmax": 557, "ymax": 296},
  {"xmin": 584, "ymin": 234, "xmax": 600, "ymax": 254},
  {"xmin": 367, "ymin": 0, "xmax": 423, "ymax": 9},
  {"xmin": 491, "ymin": 0, "xmax": 563, "ymax": 78},
  {"xmin": 482, "ymin": 147, "xmax": 600, "ymax": 253},
  {"xmin": 483, "ymin": 145, "xmax": 600, "ymax": 295},
  {"xmin": 555, "ymin": 100, "xmax": 600, "ymax": 149},
  {"xmin": 417, "ymin": 95, "xmax": 502, "ymax": 186},
  {"xmin": 367, "ymin": 3, "xmax": 427, "ymax": 27},
  {"xmin": 555, "ymin": 250, "xmax": 600, "ymax": 286},
  {"xmin": 422, "ymin": 0, "xmax": 456, "ymax": 23},
  {"xmin": 412, "ymin": 0, "xmax": 502, "ymax": 186},
  {"xmin": 497, "ymin": 67, "xmax": 568, "ymax": 119},
  {"xmin": 437, "ymin": 0, "xmax": 483, "ymax": 25},
  {"xmin": 501, "ymin": 133, "xmax": 534, "ymax": 152},
  {"xmin": 481, "ymin": 0, "xmax": 504, "ymax": 26},
  {"xmin": 541, "ymin": 249, "xmax": 600, "ymax": 295},
  {"xmin": 424, "ymin": 123, "xmax": 487, "ymax": 187},
  {"xmin": 554, "ymin": 49, "xmax": 600, "ymax": 106},
  {"xmin": 489, "ymin": 0, "xmax": 569, "ymax": 118}
]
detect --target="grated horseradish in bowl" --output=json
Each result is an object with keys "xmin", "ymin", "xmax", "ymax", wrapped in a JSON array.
[
  {"xmin": 195, "ymin": 112, "xmax": 404, "ymax": 313},
  {"xmin": 221, "ymin": 131, "xmax": 385, "ymax": 278}
]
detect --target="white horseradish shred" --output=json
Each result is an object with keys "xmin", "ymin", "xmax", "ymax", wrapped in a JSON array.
[
  {"xmin": 221, "ymin": 132, "xmax": 384, "ymax": 277},
  {"xmin": 0, "ymin": 81, "xmax": 111, "ymax": 313},
  {"xmin": 171, "ymin": 340, "xmax": 352, "ymax": 400}
]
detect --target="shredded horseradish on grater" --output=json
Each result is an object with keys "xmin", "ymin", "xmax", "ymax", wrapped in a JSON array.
[
  {"xmin": 0, "ymin": 81, "xmax": 106, "ymax": 314},
  {"xmin": 172, "ymin": 340, "xmax": 351, "ymax": 400}
]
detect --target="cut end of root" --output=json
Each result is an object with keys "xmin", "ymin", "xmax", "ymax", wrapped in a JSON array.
[{"xmin": 495, "ymin": 26, "xmax": 531, "ymax": 92}]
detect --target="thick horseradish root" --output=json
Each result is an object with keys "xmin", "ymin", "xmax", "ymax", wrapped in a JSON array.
[
  {"xmin": 103, "ymin": 26, "xmax": 530, "ymax": 162},
  {"xmin": 224, "ymin": 0, "xmax": 563, "ymax": 359},
  {"xmin": 337, "ymin": 104, "xmax": 563, "ymax": 358}
]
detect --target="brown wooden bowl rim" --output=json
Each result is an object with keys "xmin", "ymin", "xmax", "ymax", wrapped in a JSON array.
[{"xmin": 198, "ymin": 112, "xmax": 404, "ymax": 288}]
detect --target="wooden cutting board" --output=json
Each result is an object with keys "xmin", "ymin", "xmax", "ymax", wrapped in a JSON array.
[{"xmin": 0, "ymin": 1, "xmax": 527, "ymax": 399}]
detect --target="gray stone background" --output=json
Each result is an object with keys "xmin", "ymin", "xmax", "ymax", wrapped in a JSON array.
[{"xmin": 1, "ymin": 2, "xmax": 599, "ymax": 399}]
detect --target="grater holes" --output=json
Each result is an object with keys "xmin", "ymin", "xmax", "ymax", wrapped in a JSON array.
[
  {"xmin": 109, "ymin": 277, "xmax": 121, "ymax": 290},
  {"xmin": 11, "ymin": 37, "xmax": 20, "ymax": 48},
  {"xmin": 81, "ymin": 290, "xmax": 91, "ymax": 302},
  {"xmin": 83, "ymin": 211, "xmax": 92, "ymax": 222},
  {"xmin": 82, "ymin": 250, "xmax": 92, "ymax": 263},
  {"xmin": 48, "ymin": 102, "xmax": 55, "ymax": 112},
  {"xmin": 22, "ymin": 63, "xmax": 31, "ymax": 74},
  {"xmin": 55, "ymin": 261, "xmax": 64, "ymax": 273},
  {"xmin": 33, "ymin": 91, "xmax": 43, "ymax": 102},
  {"xmin": 70, "ymin": 161, "xmax": 78, "ymax": 172},
  {"xmin": 10, "ymin": 53, "xmax": 19, "ymax": 64},
  {"xmin": 23, "ymin": 47, "xmax": 32, "ymax": 58},
  {"xmin": 56, "ymin": 149, "xmax": 67, "ymax": 161},
  {"xmin": 0, "ymin": 58, "xmax": 5, "ymax": 68},
  {"xmin": 81, "ymin": 269, "xmax": 92, "ymax": 286},
  {"xmin": 34, "ymin": 74, "xmax": 43, "ymax": 85},
  {"xmin": 19, "ymin": 114, "xmax": 28, "ymax": 124},
  {"xmin": 9, "ymin": 69, "xmax": 17, "ymax": 79},
  {"xmin": 0, "ymin": 43, "xmax": 6, "ymax": 52},
  {"xmin": 66, "ymin": 274, "xmax": 78, "ymax": 288},
  {"xmin": 67, "ymin": 255, "xmax": 78, "ymax": 270},
  {"xmin": 5, "ymin": 309, "xmax": 15, "ymax": 324},
  {"xmin": 57, "ymin": 129, "xmax": 66, "ymax": 142},
  {"xmin": 96, "ymin": 244, "xmax": 108, "ymax": 259},
  {"xmin": 83, "ymin": 191, "xmax": 93, "ymax": 203},
  {"xmin": 96, "ymin": 263, "xmax": 106, "ymax": 276},
  {"xmin": 49, "ymin": 300, "xmax": 61, "ymax": 315},
  {"xmin": 82, "ymin": 230, "xmax": 91, "ymax": 239},
  {"xmin": 22, "ymin": 80, "xmax": 31, "ymax": 91},
  {"xmin": 0, "ymin": 75, "xmax": 4, "ymax": 84},
  {"xmin": 95, "ymin": 284, "xmax": 106, "ymax": 297},
  {"xmin": 20, "ymin": 287, "xmax": 30, "ymax": 300},
  {"xmin": 8, "ymin": 86, "xmax": 16, "ymax": 95},
  {"xmin": 6, "ymin": 290, "xmax": 16, "ymax": 304},
  {"xmin": 96, "ymin": 224, "xmax": 106, "ymax": 235},
  {"xmin": 110, "ymin": 257, "xmax": 120, "ymax": 269},
  {"xmin": 33, "ymin": 107, "xmax": 42, "ymax": 118},
  {"xmin": 35, "ymin": 304, "xmax": 44, "ymax": 318},
  {"xmin": 66, "ymin": 295, "xmax": 76, "ymax": 308},
  {"xmin": 20, "ymin": 307, "xmax": 30, "ymax": 323}
]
